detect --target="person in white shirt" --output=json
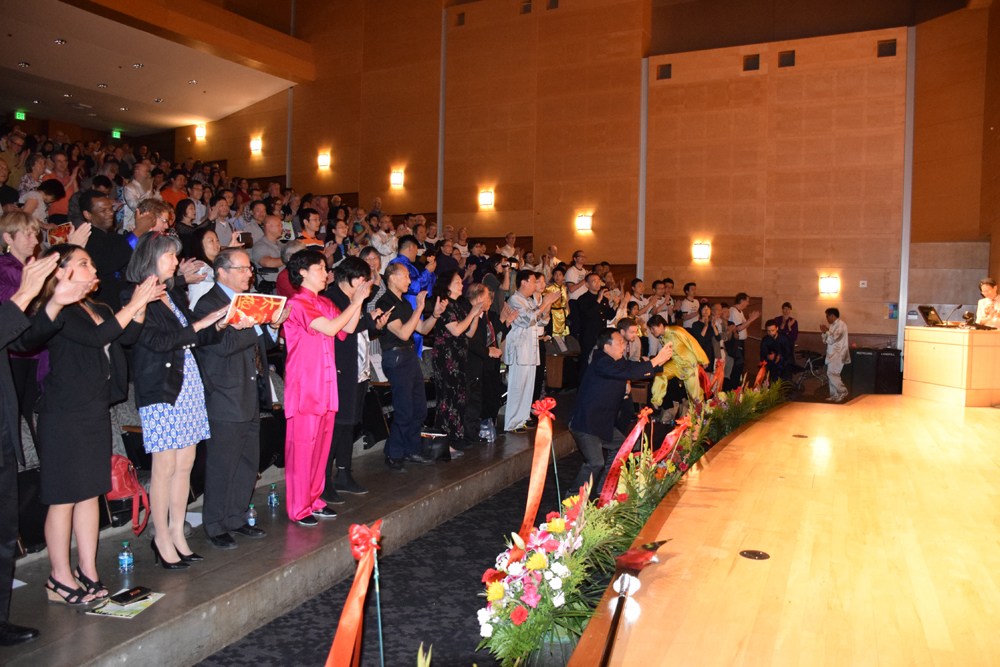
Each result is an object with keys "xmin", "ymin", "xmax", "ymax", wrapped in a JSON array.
[
  {"xmin": 725, "ymin": 292, "xmax": 759, "ymax": 390},
  {"xmin": 820, "ymin": 307, "xmax": 850, "ymax": 402},
  {"xmin": 371, "ymin": 214, "xmax": 397, "ymax": 264},
  {"xmin": 497, "ymin": 232, "xmax": 517, "ymax": 259},
  {"xmin": 661, "ymin": 278, "xmax": 677, "ymax": 324},
  {"xmin": 121, "ymin": 160, "xmax": 159, "ymax": 232},
  {"xmin": 564, "ymin": 250, "xmax": 589, "ymax": 300},
  {"xmin": 679, "ymin": 282, "xmax": 699, "ymax": 328},
  {"xmin": 976, "ymin": 278, "xmax": 1000, "ymax": 328}
]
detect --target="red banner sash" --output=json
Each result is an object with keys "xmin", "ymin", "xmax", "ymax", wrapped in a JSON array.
[{"xmin": 327, "ymin": 520, "xmax": 383, "ymax": 667}]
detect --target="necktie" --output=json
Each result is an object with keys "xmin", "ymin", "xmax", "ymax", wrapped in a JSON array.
[{"xmin": 486, "ymin": 315, "xmax": 496, "ymax": 346}]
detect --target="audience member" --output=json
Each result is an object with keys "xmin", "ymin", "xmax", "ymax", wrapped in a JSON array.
[{"xmin": 820, "ymin": 307, "xmax": 850, "ymax": 402}]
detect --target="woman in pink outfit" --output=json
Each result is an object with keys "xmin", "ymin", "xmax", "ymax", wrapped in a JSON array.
[{"xmin": 282, "ymin": 249, "xmax": 371, "ymax": 526}]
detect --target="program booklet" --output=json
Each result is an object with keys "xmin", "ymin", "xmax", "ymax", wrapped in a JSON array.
[
  {"xmin": 225, "ymin": 293, "xmax": 286, "ymax": 327},
  {"xmin": 46, "ymin": 223, "xmax": 74, "ymax": 246},
  {"xmin": 86, "ymin": 592, "xmax": 164, "ymax": 620}
]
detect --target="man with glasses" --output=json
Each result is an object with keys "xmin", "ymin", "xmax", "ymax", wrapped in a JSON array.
[
  {"xmin": 193, "ymin": 248, "xmax": 283, "ymax": 549},
  {"xmin": 0, "ymin": 133, "xmax": 27, "ymax": 186},
  {"xmin": 564, "ymin": 250, "xmax": 589, "ymax": 301}
]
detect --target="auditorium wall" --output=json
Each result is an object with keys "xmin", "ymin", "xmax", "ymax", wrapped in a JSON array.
[
  {"xmin": 645, "ymin": 28, "xmax": 907, "ymax": 335},
  {"xmin": 984, "ymin": 2, "xmax": 1000, "ymax": 280}
]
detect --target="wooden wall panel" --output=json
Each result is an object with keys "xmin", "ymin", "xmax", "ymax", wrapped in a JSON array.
[
  {"xmin": 984, "ymin": 3, "xmax": 1000, "ymax": 280},
  {"xmin": 646, "ymin": 28, "xmax": 907, "ymax": 336},
  {"xmin": 911, "ymin": 8, "xmax": 989, "ymax": 243}
]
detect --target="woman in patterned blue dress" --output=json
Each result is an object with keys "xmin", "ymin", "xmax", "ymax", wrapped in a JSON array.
[{"xmin": 126, "ymin": 233, "xmax": 228, "ymax": 569}]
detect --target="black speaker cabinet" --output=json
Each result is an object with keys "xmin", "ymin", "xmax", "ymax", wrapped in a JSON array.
[
  {"xmin": 875, "ymin": 349, "xmax": 903, "ymax": 394},
  {"xmin": 849, "ymin": 348, "xmax": 877, "ymax": 395}
]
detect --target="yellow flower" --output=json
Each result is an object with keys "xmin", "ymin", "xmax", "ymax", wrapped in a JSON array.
[
  {"xmin": 666, "ymin": 461, "xmax": 676, "ymax": 474},
  {"xmin": 486, "ymin": 581, "xmax": 505, "ymax": 602},
  {"xmin": 526, "ymin": 552, "xmax": 548, "ymax": 571},
  {"xmin": 562, "ymin": 495, "xmax": 579, "ymax": 509},
  {"xmin": 547, "ymin": 518, "xmax": 566, "ymax": 534}
]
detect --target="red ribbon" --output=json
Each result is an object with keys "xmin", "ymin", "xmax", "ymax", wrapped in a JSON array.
[
  {"xmin": 653, "ymin": 416, "xmax": 690, "ymax": 465},
  {"xmin": 515, "ymin": 398, "xmax": 558, "ymax": 548},
  {"xmin": 753, "ymin": 361, "xmax": 767, "ymax": 390},
  {"xmin": 598, "ymin": 407, "xmax": 653, "ymax": 507},
  {"xmin": 697, "ymin": 365, "xmax": 712, "ymax": 397},
  {"xmin": 710, "ymin": 358, "xmax": 725, "ymax": 397},
  {"xmin": 327, "ymin": 519, "xmax": 383, "ymax": 667}
]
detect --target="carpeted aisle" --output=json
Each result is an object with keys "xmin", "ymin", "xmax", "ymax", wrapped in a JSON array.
[{"xmin": 199, "ymin": 451, "xmax": 583, "ymax": 667}]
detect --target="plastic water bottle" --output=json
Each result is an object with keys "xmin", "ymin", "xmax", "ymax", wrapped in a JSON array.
[
  {"xmin": 118, "ymin": 541, "xmax": 134, "ymax": 572},
  {"xmin": 267, "ymin": 484, "xmax": 279, "ymax": 508},
  {"xmin": 247, "ymin": 504, "xmax": 258, "ymax": 528}
]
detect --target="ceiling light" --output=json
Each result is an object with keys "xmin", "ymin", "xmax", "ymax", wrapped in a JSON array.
[
  {"xmin": 188, "ymin": 79, "xmax": 198, "ymax": 85},
  {"xmin": 97, "ymin": 83, "xmax": 108, "ymax": 89},
  {"xmin": 54, "ymin": 38, "xmax": 67, "ymax": 45},
  {"xmin": 63, "ymin": 93, "xmax": 72, "ymax": 98},
  {"xmin": 120, "ymin": 107, "xmax": 128, "ymax": 111},
  {"xmin": 17, "ymin": 62, "xmax": 30, "ymax": 68},
  {"xmin": 32, "ymin": 100, "xmax": 39, "ymax": 104},
  {"xmin": 153, "ymin": 98, "xmax": 163, "ymax": 103},
  {"xmin": 132, "ymin": 63, "xmax": 144, "ymax": 69},
  {"xmin": 87, "ymin": 113, "xmax": 97, "ymax": 117}
]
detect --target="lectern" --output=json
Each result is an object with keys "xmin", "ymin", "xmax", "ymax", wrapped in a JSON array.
[{"xmin": 902, "ymin": 326, "xmax": 1000, "ymax": 406}]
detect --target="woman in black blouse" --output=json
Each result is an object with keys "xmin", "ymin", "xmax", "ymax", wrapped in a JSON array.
[{"xmin": 20, "ymin": 245, "xmax": 161, "ymax": 605}]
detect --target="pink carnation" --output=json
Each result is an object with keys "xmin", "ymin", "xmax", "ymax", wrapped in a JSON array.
[{"xmin": 521, "ymin": 583, "xmax": 541, "ymax": 608}]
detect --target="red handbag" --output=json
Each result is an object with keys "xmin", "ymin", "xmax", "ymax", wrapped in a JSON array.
[{"xmin": 108, "ymin": 454, "xmax": 150, "ymax": 536}]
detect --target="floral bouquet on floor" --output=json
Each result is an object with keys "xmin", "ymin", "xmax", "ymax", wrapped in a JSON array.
[{"xmin": 477, "ymin": 492, "xmax": 594, "ymax": 665}]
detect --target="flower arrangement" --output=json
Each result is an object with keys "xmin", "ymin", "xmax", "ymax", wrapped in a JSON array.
[{"xmin": 476, "ymin": 381, "xmax": 788, "ymax": 666}]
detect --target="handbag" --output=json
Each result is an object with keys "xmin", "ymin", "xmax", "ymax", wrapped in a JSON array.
[{"xmin": 107, "ymin": 454, "xmax": 150, "ymax": 536}]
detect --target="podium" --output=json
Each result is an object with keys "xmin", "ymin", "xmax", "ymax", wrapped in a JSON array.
[{"xmin": 902, "ymin": 326, "xmax": 1000, "ymax": 406}]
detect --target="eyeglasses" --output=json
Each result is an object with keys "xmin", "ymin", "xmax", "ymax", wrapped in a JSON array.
[{"xmin": 224, "ymin": 265, "xmax": 253, "ymax": 272}]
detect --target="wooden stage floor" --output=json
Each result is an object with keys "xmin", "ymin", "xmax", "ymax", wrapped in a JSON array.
[{"xmin": 570, "ymin": 394, "xmax": 1000, "ymax": 666}]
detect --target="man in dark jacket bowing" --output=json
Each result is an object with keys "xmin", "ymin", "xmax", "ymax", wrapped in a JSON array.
[
  {"xmin": 321, "ymin": 257, "xmax": 390, "ymax": 502},
  {"xmin": 569, "ymin": 327, "xmax": 673, "ymax": 498},
  {"xmin": 193, "ymin": 248, "xmax": 283, "ymax": 549}
]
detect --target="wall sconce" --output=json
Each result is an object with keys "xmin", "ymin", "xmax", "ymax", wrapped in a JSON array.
[
  {"xmin": 478, "ymin": 189, "xmax": 495, "ymax": 208},
  {"xmin": 317, "ymin": 152, "xmax": 331, "ymax": 169},
  {"xmin": 390, "ymin": 169, "xmax": 405, "ymax": 189},
  {"xmin": 691, "ymin": 241, "xmax": 712, "ymax": 261},
  {"xmin": 819, "ymin": 275, "xmax": 841, "ymax": 295},
  {"xmin": 575, "ymin": 214, "xmax": 593, "ymax": 231},
  {"xmin": 249, "ymin": 137, "xmax": 262, "ymax": 154},
  {"xmin": 194, "ymin": 125, "xmax": 206, "ymax": 140}
]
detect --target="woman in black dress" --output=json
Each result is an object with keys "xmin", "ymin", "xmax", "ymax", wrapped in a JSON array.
[
  {"xmin": 690, "ymin": 302, "xmax": 718, "ymax": 368},
  {"xmin": 429, "ymin": 270, "xmax": 482, "ymax": 456},
  {"xmin": 20, "ymin": 245, "xmax": 161, "ymax": 605}
]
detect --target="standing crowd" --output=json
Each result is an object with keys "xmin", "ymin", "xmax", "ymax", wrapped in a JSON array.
[{"xmin": 0, "ymin": 127, "xmax": 815, "ymax": 645}]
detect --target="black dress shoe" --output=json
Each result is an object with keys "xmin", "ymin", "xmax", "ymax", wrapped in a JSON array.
[
  {"xmin": 385, "ymin": 457, "xmax": 407, "ymax": 472},
  {"xmin": 296, "ymin": 515, "xmax": 319, "ymax": 527},
  {"xmin": 233, "ymin": 524, "xmax": 267, "ymax": 539},
  {"xmin": 312, "ymin": 507, "xmax": 337, "ymax": 519},
  {"xmin": 404, "ymin": 453, "xmax": 435, "ymax": 465},
  {"xmin": 178, "ymin": 551, "xmax": 204, "ymax": 562},
  {"xmin": 0, "ymin": 622, "xmax": 39, "ymax": 647},
  {"xmin": 207, "ymin": 532, "xmax": 238, "ymax": 550},
  {"xmin": 321, "ymin": 486, "xmax": 346, "ymax": 505}
]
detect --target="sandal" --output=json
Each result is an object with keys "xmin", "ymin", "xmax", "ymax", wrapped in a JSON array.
[
  {"xmin": 45, "ymin": 576, "xmax": 94, "ymax": 606},
  {"xmin": 74, "ymin": 567, "xmax": 109, "ymax": 599}
]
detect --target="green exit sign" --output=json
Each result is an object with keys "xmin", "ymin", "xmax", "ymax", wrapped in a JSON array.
[
  {"xmin": 14, "ymin": 111, "xmax": 26, "ymax": 121},
  {"xmin": 111, "ymin": 130, "xmax": 121, "ymax": 139}
]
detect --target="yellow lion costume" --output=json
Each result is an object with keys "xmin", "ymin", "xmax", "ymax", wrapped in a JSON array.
[{"xmin": 650, "ymin": 326, "xmax": 709, "ymax": 407}]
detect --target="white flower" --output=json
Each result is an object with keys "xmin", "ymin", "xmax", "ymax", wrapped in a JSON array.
[
  {"xmin": 477, "ymin": 608, "xmax": 493, "ymax": 624},
  {"xmin": 543, "ymin": 569, "xmax": 553, "ymax": 580},
  {"xmin": 551, "ymin": 562, "xmax": 570, "ymax": 578},
  {"xmin": 507, "ymin": 561, "xmax": 524, "ymax": 577},
  {"xmin": 552, "ymin": 593, "xmax": 565, "ymax": 608},
  {"xmin": 480, "ymin": 623, "xmax": 494, "ymax": 638},
  {"xmin": 549, "ymin": 577, "xmax": 563, "ymax": 590}
]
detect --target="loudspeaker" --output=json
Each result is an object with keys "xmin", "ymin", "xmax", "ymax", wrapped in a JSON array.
[{"xmin": 849, "ymin": 348, "xmax": 877, "ymax": 395}]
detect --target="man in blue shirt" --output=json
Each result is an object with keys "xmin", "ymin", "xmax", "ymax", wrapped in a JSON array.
[{"xmin": 388, "ymin": 235, "xmax": 436, "ymax": 356}]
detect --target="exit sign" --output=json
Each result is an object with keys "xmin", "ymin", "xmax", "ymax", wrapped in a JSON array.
[
  {"xmin": 14, "ymin": 111, "xmax": 25, "ymax": 121},
  {"xmin": 111, "ymin": 130, "xmax": 121, "ymax": 139}
]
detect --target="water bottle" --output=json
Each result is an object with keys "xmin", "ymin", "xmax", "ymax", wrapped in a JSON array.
[
  {"xmin": 247, "ymin": 504, "xmax": 258, "ymax": 528},
  {"xmin": 267, "ymin": 484, "xmax": 279, "ymax": 508},
  {"xmin": 118, "ymin": 541, "xmax": 134, "ymax": 572}
]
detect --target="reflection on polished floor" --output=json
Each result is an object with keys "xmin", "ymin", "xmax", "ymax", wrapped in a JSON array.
[{"xmin": 570, "ymin": 395, "xmax": 1000, "ymax": 666}]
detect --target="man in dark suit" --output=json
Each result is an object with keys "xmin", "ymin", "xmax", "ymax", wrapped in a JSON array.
[
  {"xmin": 193, "ymin": 248, "xmax": 283, "ymax": 549},
  {"xmin": 0, "ymin": 253, "xmax": 88, "ymax": 645},
  {"xmin": 571, "ymin": 273, "xmax": 616, "ymax": 379},
  {"xmin": 569, "ymin": 328, "xmax": 673, "ymax": 498}
]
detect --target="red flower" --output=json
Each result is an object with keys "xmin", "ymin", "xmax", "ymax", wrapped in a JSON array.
[
  {"xmin": 511, "ymin": 606, "xmax": 529, "ymax": 626},
  {"xmin": 616, "ymin": 493, "xmax": 629, "ymax": 503},
  {"xmin": 546, "ymin": 511, "xmax": 560, "ymax": 522},
  {"xmin": 655, "ymin": 467, "xmax": 667, "ymax": 480},
  {"xmin": 482, "ymin": 568, "xmax": 504, "ymax": 584},
  {"xmin": 679, "ymin": 461, "xmax": 689, "ymax": 471},
  {"xmin": 542, "ymin": 538, "xmax": 561, "ymax": 553}
]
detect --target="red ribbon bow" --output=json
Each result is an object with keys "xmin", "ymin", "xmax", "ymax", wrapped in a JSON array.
[
  {"xmin": 349, "ymin": 520, "xmax": 382, "ymax": 560},
  {"xmin": 531, "ymin": 397, "xmax": 557, "ymax": 421},
  {"xmin": 328, "ymin": 519, "xmax": 384, "ymax": 667}
]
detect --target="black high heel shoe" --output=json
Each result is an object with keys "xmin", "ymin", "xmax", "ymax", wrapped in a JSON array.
[
  {"xmin": 177, "ymin": 551, "xmax": 204, "ymax": 563},
  {"xmin": 151, "ymin": 540, "xmax": 189, "ymax": 570}
]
